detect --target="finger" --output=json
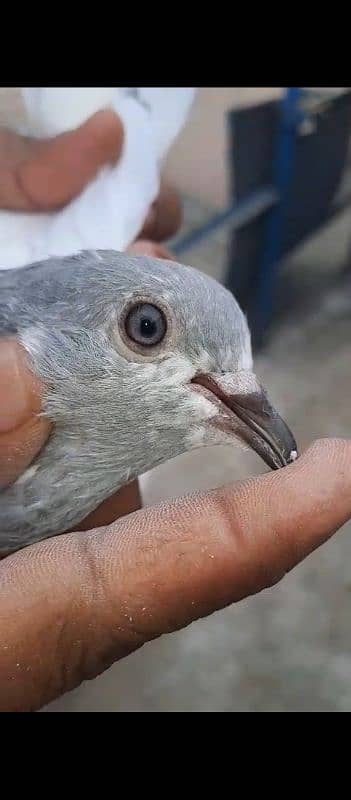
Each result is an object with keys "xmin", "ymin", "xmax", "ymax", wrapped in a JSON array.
[
  {"xmin": 0, "ymin": 339, "xmax": 51, "ymax": 487},
  {"xmin": 1, "ymin": 438, "xmax": 350, "ymax": 711},
  {"xmin": 127, "ymin": 240, "xmax": 175, "ymax": 260},
  {"xmin": 15, "ymin": 109, "xmax": 124, "ymax": 211},
  {"xmin": 139, "ymin": 181, "xmax": 182, "ymax": 242}
]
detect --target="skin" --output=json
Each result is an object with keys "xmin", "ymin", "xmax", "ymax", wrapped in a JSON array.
[{"xmin": 1, "ymin": 110, "xmax": 351, "ymax": 713}]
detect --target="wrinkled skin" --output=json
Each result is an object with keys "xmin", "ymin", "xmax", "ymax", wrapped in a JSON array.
[{"xmin": 1, "ymin": 109, "xmax": 351, "ymax": 713}]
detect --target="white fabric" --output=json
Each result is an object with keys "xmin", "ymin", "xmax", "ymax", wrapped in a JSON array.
[{"xmin": 0, "ymin": 88, "xmax": 196, "ymax": 270}]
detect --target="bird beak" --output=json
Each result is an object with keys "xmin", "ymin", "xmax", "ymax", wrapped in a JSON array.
[{"xmin": 191, "ymin": 371, "xmax": 298, "ymax": 470}]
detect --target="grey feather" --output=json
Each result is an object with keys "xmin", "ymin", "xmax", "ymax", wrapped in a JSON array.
[{"xmin": 0, "ymin": 250, "xmax": 252, "ymax": 553}]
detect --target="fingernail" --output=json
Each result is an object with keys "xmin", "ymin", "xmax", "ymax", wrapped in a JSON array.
[{"xmin": 0, "ymin": 340, "xmax": 30, "ymax": 433}]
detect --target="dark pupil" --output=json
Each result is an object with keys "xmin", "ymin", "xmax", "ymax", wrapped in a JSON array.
[{"xmin": 140, "ymin": 316, "xmax": 156, "ymax": 338}]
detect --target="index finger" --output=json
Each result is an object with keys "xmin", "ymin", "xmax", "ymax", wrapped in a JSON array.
[{"xmin": 0, "ymin": 438, "xmax": 350, "ymax": 712}]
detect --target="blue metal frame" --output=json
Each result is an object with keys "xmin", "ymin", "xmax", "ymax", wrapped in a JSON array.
[{"xmin": 250, "ymin": 88, "xmax": 303, "ymax": 341}]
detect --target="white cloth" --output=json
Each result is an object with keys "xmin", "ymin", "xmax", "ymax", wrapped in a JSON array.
[{"xmin": 0, "ymin": 88, "xmax": 196, "ymax": 270}]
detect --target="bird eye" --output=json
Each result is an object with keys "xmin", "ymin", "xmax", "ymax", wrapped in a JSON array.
[{"xmin": 124, "ymin": 302, "xmax": 167, "ymax": 347}]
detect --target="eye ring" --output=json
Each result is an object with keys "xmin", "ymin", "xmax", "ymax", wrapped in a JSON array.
[{"xmin": 119, "ymin": 297, "xmax": 170, "ymax": 355}]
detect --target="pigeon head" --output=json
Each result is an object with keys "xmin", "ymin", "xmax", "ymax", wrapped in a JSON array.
[{"xmin": 0, "ymin": 250, "xmax": 297, "ymax": 552}]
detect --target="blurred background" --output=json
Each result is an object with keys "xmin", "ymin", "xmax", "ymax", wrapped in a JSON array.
[{"xmin": 2, "ymin": 87, "xmax": 351, "ymax": 711}]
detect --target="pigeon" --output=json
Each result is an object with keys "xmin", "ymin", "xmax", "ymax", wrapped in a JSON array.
[
  {"xmin": 0, "ymin": 88, "xmax": 196, "ymax": 270},
  {"xmin": 0, "ymin": 250, "xmax": 297, "ymax": 553}
]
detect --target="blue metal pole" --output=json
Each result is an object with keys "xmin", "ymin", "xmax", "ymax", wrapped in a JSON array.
[
  {"xmin": 251, "ymin": 88, "xmax": 303, "ymax": 342},
  {"xmin": 173, "ymin": 187, "xmax": 278, "ymax": 258}
]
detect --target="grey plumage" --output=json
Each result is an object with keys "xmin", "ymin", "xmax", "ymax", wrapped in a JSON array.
[{"xmin": 0, "ymin": 250, "xmax": 296, "ymax": 554}]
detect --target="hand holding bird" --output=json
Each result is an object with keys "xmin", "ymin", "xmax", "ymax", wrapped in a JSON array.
[{"xmin": 1, "ymin": 350, "xmax": 350, "ymax": 711}]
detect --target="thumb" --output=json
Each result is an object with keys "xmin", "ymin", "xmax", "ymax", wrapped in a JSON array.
[
  {"xmin": 1, "ymin": 438, "xmax": 351, "ymax": 711},
  {"xmin": 0, "ymin": 338, "xmax": 51, "ymax": 487}
]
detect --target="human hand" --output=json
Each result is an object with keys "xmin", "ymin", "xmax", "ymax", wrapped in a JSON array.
[
  {"xmin": 0, "ymin": 110, "xmax": 124, "ymax": 212},
  {"xmin": 0, "ymin": 110, "xmax": 181, "ymax": 242},
  {"xmin": 1, "ymin": 340, "xmax": 351, "ymax": 712}
]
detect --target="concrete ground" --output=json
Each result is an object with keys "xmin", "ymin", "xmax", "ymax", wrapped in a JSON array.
[{"xmin": 46, "ymin": 200, "xmax": 351, "ymax": 712}]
